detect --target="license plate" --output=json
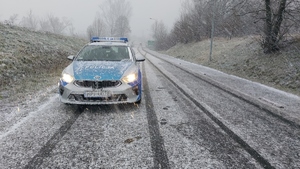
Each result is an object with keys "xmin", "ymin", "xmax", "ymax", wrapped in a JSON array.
[{"xmin": 84, "ymin": 90, "xmax": 111, "ymax": 98}]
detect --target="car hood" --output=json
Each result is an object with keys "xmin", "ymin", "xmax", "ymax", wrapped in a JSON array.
[{"xmin": 72, "ymin": 61, "xmax": 133, "ymax": 80}]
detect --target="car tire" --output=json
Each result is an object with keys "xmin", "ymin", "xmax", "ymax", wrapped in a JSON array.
[{"xmin": 135, "ymin": 99, "xmax": 141, "ymax": 104}]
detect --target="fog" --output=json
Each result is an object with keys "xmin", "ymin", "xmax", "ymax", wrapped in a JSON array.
[{"xmin": 0, "ymin": 0, "xmax": 182, "ymax": 41}]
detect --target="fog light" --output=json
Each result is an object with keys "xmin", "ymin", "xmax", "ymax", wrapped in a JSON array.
[{"xmin": 68, "ymin": 95, "xmax": 76, "ymax": 101}]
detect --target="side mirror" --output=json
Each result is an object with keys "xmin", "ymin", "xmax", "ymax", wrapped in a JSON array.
[
  {"xmin": 135, "ymin": 53, "xmax": 145, "ymax": 62},
  {"xmin": 136, "ymin": 58, "xmax": 145, "ymax": 62},
  {"xmin": 67, "ymin": 55, "xmax": 74, "ymax": 60}
]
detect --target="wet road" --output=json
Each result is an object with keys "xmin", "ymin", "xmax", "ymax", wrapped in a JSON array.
[{"xmin": 0, "ymin": 49, "xmax": 299, "ymax": 169}]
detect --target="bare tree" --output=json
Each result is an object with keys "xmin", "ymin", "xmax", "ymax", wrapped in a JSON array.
[
  {"xmin": 99, "ymin": 0, "xmax": 132, "ymax": 36},
  {"xmin": 114, "ymin": 15, "xmax": 131, "ymax": 36},
  {"xmin": 171, "ymin": 14, "xmax": 195, "ymax": 44},
  {"xmin": 87, "ymin": 16, "xmax": 106, "ymax": 39},
  {"xmin": 47, "ymin": 14, "xmax": 72, "ymax": 34},
  {"xmin": 263, "ymin": 0, "xmax": 287, "ymax": 53},
  {"xmin": 20, "ymin": 10, "xmax": 38, "ymax": 30},
  {"xmin": 229, "ymin": 0, "xmax": 298, "ymax": 53},
  {"xmin": 151, "ymin": 20, "xmax": 170, "ymax": 50},
  {"xmin": 87, "ymin": 26, "xmax": 94, "ymax": 40},
  {"xmin": 39, "ymin": 18, "xmax": 51, "ymax": 32},
  {"xmin": 68, "ymin": 24, "xmax": 77, "ymax": 36},
  {"xmin": 4, "ymin": 14, "xmax": 19, "ymax": 25}
]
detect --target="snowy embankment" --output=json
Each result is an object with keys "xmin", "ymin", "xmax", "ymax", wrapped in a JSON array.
[{"xmin": 0, "ymin": 23, "xmax": 86, "ymax": 98}]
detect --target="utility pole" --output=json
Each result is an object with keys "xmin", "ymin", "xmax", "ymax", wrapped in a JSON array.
[{"xmin": 209, "ymin": 0, "xmax": 216, "ymax": 62}]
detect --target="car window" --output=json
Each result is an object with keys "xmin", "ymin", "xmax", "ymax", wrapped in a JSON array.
[{"xmin": 75, "ymin": 45, "xmax": 130, "ymax": 61}]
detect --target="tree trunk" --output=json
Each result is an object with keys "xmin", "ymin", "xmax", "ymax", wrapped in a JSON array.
[
  {"xmin": 264, "ymin": 0, "xmax": 287, "ymax": 53},
  {"xmin": 273, "ymin": 0, "xmax": 287, "ymax": 40}
]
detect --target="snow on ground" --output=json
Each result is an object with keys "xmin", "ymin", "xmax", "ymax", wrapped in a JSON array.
[
  {"xmin": 143, "ymin": 47, "xmax": 300, "ymax": 125},
  {"xmin": 0, "ymin": 85, "xmax": 57, "ymax": 139}
]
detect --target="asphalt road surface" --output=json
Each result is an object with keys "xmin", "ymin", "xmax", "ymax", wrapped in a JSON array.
[{"xmin": 0, "ymin": 48, "xmax": 299, "ymax": 169}]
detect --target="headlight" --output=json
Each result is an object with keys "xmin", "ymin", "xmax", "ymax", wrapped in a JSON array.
[
  {"xmin": 122, "ymin": 73, "xmax": 138, "ymax": 83},
  {"xmin": 62, "ymin": 73, "xmax": 74, "ymax": 83}
]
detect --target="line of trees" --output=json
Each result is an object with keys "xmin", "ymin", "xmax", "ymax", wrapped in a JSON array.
[
  {"xmin": 2, "ymin": 0, "xmax": 132, "ymax": 39},
  {"xmin": 4, "ymin": 10, "xmax": 73, "ymax": 36},
  {"xmin": 87, "ymin": 0, "xmax": 132, "ymax": 40},
  {"xmin": 152, "ymin": 0, "xmax": 300, "ymax": 53}
]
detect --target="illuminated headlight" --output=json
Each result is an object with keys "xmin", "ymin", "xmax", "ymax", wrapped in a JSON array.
[
  {"xmin": 122, "ymin": 73, "xmax": 138, "ymax": 83},
  {"xmin": 62, "ymin": 73, "xmax": 74, "ymax": 83}
]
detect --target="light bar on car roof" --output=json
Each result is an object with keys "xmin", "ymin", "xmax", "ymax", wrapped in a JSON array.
[{"xmin": 90, "ymin": 37, "xmax": 128, "ymax": 43}]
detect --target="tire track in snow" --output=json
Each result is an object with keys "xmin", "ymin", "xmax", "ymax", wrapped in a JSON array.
[
  {"xmin": 0, "ymin": 95, "xmax": 58, "ymax": 140},
  {"xmin": 24, "ymin": 106, "xmax": 84, "ymax": 169},
  {"xmin": 140, "ymin": 47, "xmax": 275, "ymax": 169},
  {"xmin": 142, "ymin": 62, "xmax": 170, "ymax": 169}
]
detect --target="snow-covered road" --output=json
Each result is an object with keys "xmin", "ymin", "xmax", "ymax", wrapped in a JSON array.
[{"xmin": 0, "ymin": 48, "xmax": 299, "ymax": 169}]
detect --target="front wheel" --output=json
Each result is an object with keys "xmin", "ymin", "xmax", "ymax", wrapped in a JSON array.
[{"xmin": 135, "ymin": 98, "xmax": 141, "ymax": 104}]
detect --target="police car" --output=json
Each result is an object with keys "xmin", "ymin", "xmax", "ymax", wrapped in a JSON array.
[{"xmin": 58, "ymin": 37, "xmax": 145, "ymax": 105}]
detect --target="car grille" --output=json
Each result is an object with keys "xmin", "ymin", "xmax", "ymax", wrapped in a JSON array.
[
  {"xmin": 74, "ymin": 80, "xmax": 122, "ymax": 89},
  {"xmin": 69, "ymin": 94, "xmax": 127, "ymax": 102}
]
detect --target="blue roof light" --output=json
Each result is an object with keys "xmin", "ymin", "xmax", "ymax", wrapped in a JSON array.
[
  {"xmin": 90, "ymin": 37, "xmax": 128, "ymax": 43},
  {"xmin": 90, "ymin": 36, "xmax": 100, "ymax": 42},
  {"xmin": 119, "ymin": 37, "xmax": 128, "ymax": 42}
]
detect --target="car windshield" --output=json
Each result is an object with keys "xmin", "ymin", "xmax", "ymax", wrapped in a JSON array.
[{"xmin": 75, "ymin": 45, "xmax": 130, "ymax": 61}]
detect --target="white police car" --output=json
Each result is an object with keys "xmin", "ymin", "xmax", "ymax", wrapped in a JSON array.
[{"xmin": 58, "ymin": 37, "xmax": 145, "ymax": 105}]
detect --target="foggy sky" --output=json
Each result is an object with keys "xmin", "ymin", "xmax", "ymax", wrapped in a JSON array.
[{"xmin": 0, "ymin": 0, "xmax": 182, "ymax": 40}]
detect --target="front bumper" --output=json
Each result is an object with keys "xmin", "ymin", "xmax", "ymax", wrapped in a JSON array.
[{"xmin": 58, "ymin": 79, "xmax": 141, "ymax": 105}]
